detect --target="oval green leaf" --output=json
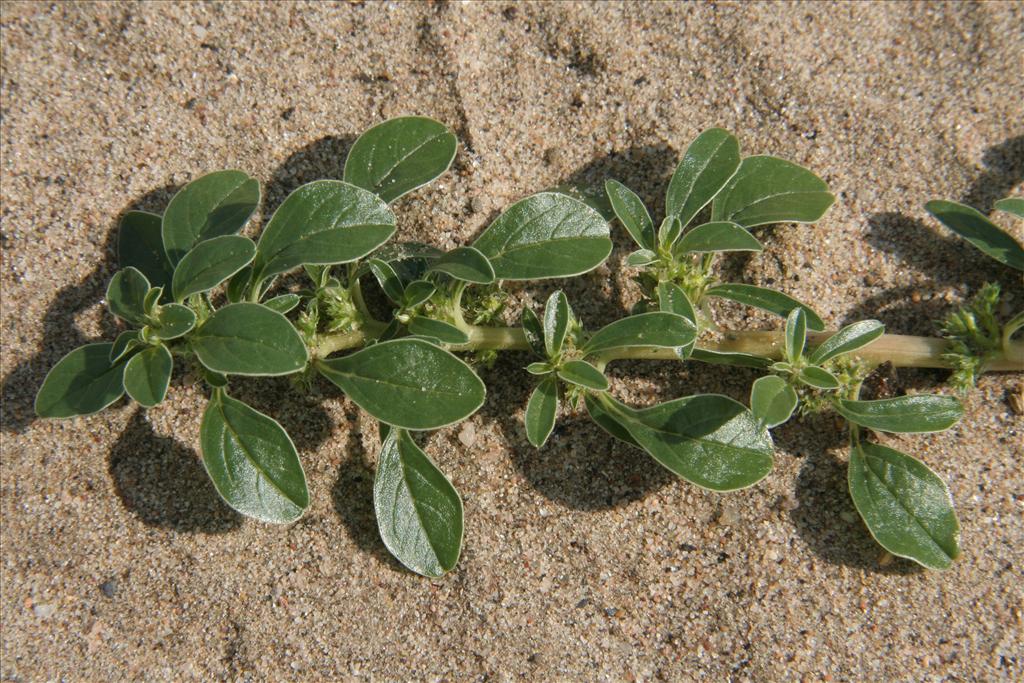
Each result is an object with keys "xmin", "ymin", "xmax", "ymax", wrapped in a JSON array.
[
  {"xmin": 808, "ymin": 320, "xmax": 884, "ymax": 365},
  {"xmin": 543, "ymin": 290, "xmax": 571, "ymax": 357},
  {"xmin": 711, "ymin": 156, "xmax": 835, "ymax": 228},
  {"xmin": 162, "ymin": 170, "xmax": 260, "ymax": 265},
  {"xmin": 848, "ymin": 441, "xmax": 960, "ymax": 570},
  {"xmin": 521, "ymin": 307, "xmax": 546, "ymax": 357},
  {"xmin": 107, "ymin": 267, "xmax": 151, "ymax": 326},
  {"xmin": 191, "ymin": 303, "xmax": 308, "ymax": 376},
  {"xmin": 658, "ymin": 215, "xmax": 683, "ymax": 249},
  {"xmin": 666, "ymin": 128, "xmax": 741, "ymax": 228},
  {"xmin": 707, "ymin": 283, "xmax": 825, "ymax": 330},
  {"xmin": 427, "ymin": 246, "xmax": 495, "ymax": 284},
  {"xmin": 750, "ymin": 375, "xmax": 798, "ymax": 429},
  {"xmin": 171, "ymin": 235, "xmax": 256, "ymax": 302},
  {"xmin": 368, "ymin": 257, "xmax": 405, "ymax": 303},
  {"xmin": 625, "ymin": 249, "xmax": 659, "ymax": 266},
  {"xmin": 583, "ymin": 312, "xmax": 696, "ymax": 356},
  {"xmin": 148, "ymin": 303, "xmax": 197, "ymax": 340},
  {"xmin": 403, "ymin": 280, "xmax": 437, "ymax": 309},
  {"xmin": 799, "ymin": 365, "xmax": 839, "ymax": 390},
  {"xmin": 263, "ymin": 293, "xmax": 301, "ymax": 314},
  {"xmin": 925, "ymin": 200, "xmax": 1024, "ymax": 272},
  {"xmin": 675, "ymin": 221, "xmax": 763, "ymax": 254},
  {"xmin": 254, "ymin": 180, "xmax": 396, "ymax": 282},
  {"xmin": 200, "ymin": 391, "xmax": 308, "ymax": 523},
  {"xmin": 123, "ymin": 344, "xmax": 173, "ymax": 407},
  {"xmin": 109, "ymin": 330, "xmax": 143, "ymax": 363},
  {"xmin": 407, "ymin": 317, "xmax": 470, "ymax": 345},
  {"xmin": 835, "ymin": 395, "xmax": 963, "ymax": 433},
  {"xmin": 473, "ymin": 192, "xmax": 612, "ymax": 280},
  {"xmin": 316, "ymin": 338, "xmax": 485, "ymax": 430},
  {"xmin": 525, "ymin": 375, "xmax": 559, "ymax": 448},
  {"xmin": 583, "ymin": 393, "xmax": 639, "ymax": 447},
  {"xmin": 656, "ymin": 282, "xmax": 697, "ymax": 358},
  {"xmin": 343, "ymin": 116, "xmax": 458, "ymax": 204},
  {"xmin": 605, "ymin": 179, "xmax": 655, "ymax": 250},
  {"xmin": 785, "ymin": 307, "xmax": 807, "ymax": 364},
  {"xmin": 994, "ymin": 196, "xmax": 1024, "ymax": 219},
  {"xmin": 557, "ymin": 360, "xmax": 609, "ymax": 391},
  {"xmin": 118, "ymin": 211, "xmax": 173, "ymax": 296},
  {"xmin": 374, "ymin": 428, "xmax": 463, "ymax": 577},
  {"xmin": 35, "ymin": 343, "xmax": 126, "ymax": 418}
]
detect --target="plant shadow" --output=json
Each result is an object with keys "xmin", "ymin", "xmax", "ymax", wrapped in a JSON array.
[
  {"xmin": 962, "ymin": 135, "xmax": 1024, "ymax": 214},
  {"xmin": 266, "ymin": 134, "xmax": 358, "ymax": 214}
]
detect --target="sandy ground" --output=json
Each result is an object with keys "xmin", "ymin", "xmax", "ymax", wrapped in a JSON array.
[{"xmin": 2, "ymin": 1, "xmax": 1023, "ymax": 680}]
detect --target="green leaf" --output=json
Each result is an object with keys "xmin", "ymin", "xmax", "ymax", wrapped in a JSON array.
[
  {"xmin": 848, "ymin": 440, "xmax": 960, "ymax": 570},
  {"xmin": 106, "ymin": 267, "xmax": 151, "ymax": 326},
  {"xmin": 543, "ymin": 291, "xmax": 571, "ymax": 357},
  {"xmin": 583, "ymin": 393, "xmax": 639, "ymax": 446},
  {"xmin": 711, "ymin": 156, "xmax": 835, "ymax": 227},
  {"xmin": 557, "ymin": 360, "xmax": 609, "ymax": 391},
  {"xmin": 690, "ymin": 349, "xmax": 772, "ymax": 369},
  {"xmin": 666, "ymin": 128, "xmax": 741, "ymax": 228},
  {"xmin": 402, "ymin": 280, "xmax": 436, "ymax": 309},
  {"xmin": 525, "ymin": 376, "xmax": 559, "ymax": 447},
  {"xmin": 657, "ymin": 215, "xmax": 682, "ymax": 249},
  {"xmin": 605, "ymin": 179, "xmax": 655, "ymax": 250},
  {"xmin": 750, "ymin": 375, "xmax": 798, "ymax": 428},
  {"xmin": 123, "ymin": 344, "xmax": 173, "ymax": 407},
  {"xmin": 191, "ymin": 303, "xmax": 308, "ymax": 376},
  {"xmin": 925, "ymin": 200, "xmax": 1024, "ymax": 271},
  {"xmin": 200, "ymin": 390, "xmax": 308, "ymax": 523},
  {"xmin": 374, "ymin": 428, "xmax": 463, "ymax": 577},
  {"xmin": 521, "ymin": 307, "xmax": 546, "ymax": 357},
  {"xmin": 583, "ymin": 312, "xmax": 696, "ymax": 356},
  {"xmin": 226, "ymin": 266, "xmax": 253, "ymax": 303},
  {"xmin": 407, "ymin": 317, "xmax": 469, "ymax": 345},
  {"xmin": 148, "ymin": 304, "xmax": 196, "ymax": 340},
  {"xmin": 784, "ymin": 307, "xmax": 806, "ymax": 364},
  {"xmin": 118, "ymin": 211, "xmax": 173, "ymax": 296},
  {"xmin": 525, "ymin": 361, "xmax": 552, "ymax": 375},
  {"xmin": 598, "ymin": 393, "xmax": 774, "ymax": 491},
  {"xmin": 656, "ymin": 282, "xmax": 697, "ymax": 358},
  {"xmin": 675, "ymin": 221, "xmax": 763, "ymax": 254},
  {"xmin": 707, "ymin": 283, "xmax": 825, "ymax": 330},
  {"xmin": 427, "ymin": 246, "xmax": 495, "ymax": 284},
  {"xmin": 343, "ymin": 116, "xmax": 458, "ymax": 204},
  {"xmin": 171, "ymin": 235, "xmax": 256, "ymax": 302},
  {"xmin": 143, "ymin": 287, "xmax": 163, "ymax": 316},
  {"xmin": 109, "ymin": 330, "xmax": 143, "ymax": 362},
  {"xmin": 368, "ymin": 258, "xmax": 405, "ymax": 303},
  {"xmin": 263, "ymin": 293, "xmax": 301, "ymax": 314},
  {"xmin": 254, "ymin": 180, "xmax": 396, "ymax": 282},
  {"xmin": 994, "ymin": 197, "xmax": 1024, "ymax": 219},
  {"xmin": 836, "ymin": 395, "xmax": 962, "ymax": 433},
  {"xmin": 316, "ymin": 339, "xmax": 485, "ymax": 430},
  {"xmin": 808, "ymin": 320, "xmax": 885, "ymax": 365},
  {"xmin": 35, "ymin": 343, "xmax": 126, "ymax": 418},
  {"xmin": 162, "ymin": 170, "xmax": 260, "ymax": 265},
  {"xmin": 799, "ymin": 365, "xmax": 839, "ymax": 390},
  {"xmin": 625, "ymin": 249, "xmax": 659, "ymax": 266},
  {"xmin": 473, "ymin": 192, "xmax": 612, "ymax": 280}
]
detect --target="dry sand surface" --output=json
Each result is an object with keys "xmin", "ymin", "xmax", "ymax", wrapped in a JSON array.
[{"xmin": 2, "ymin": 1, "xmax": 1023, "ymax": 680}]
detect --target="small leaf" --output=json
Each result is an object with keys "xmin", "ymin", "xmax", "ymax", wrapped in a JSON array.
[
  {"xmin": 625, "ymin": 249, "xmax": 659, "ymax": 266},
  {"xmin": 848, "ymin": 440, "xmax": 960, "ymax": 570},
  {"xmin": 543, "ymin": 291, "xmax": 571, "ymax": 357},
  {"xmin": 835, "ymin": 395, "xmax": 963, "ymax": 433},
  {"xmin": 427, "ymin": 246, "xmax": 495, "ymax": 284},
  {"xmin": 162, "ymin": 170, "xmax": 260, "ymax": 265},
  {"xmin": 711, "ymin": 156, "xmax": 835, "ymax": 227},
  {"xmin": 200, "ymin": 391, "xmax": 308, "ymax": 523},
  {"xmin": 226, "ymin": 266, "xmax": 253, "ymax": 303},
  {"xmin": 191, "ymin": 303, "xmax": 308, "ymax": 376},
  {"xmin": 525, "ymin": 361, "xmax": 552, "ymax": 375},
  {"xmin": 254, "ymin": 180, "xmax": 396, "ymax": 282},
  {"xmin": 473, "ymin": 192, "xmax": 612, "ymax": 280},
  {"xmin": 118, "ymin": 211, "xmax": 173, "ymax": 296},
  {"xmin": 107, "ymin": 267, "xmax": 151, "ymax": 326},
  {"xmin": 149, "ymin": 304, "xmax": 197, "ymax": 340},
  {"xmin": 675, "ymin": 221, "xmax": 763, "ymax": 254},
  {"xmin": 808, "ymin": 320, "xmax": 885, "ymax": 365},
  {"xmin": 263, "ymin": 293, "xmax": 301, "ymax": 314},
  {"xmin": 123, "ymin": 344, "xmax": 173, "ymax": 407},
  {"xmin": 525, "ymin": 376, "xmax": 559, "ymax": 447},
  {"xmin": 143, "ymin": 287, "xmax": 163, "ymax": 316},
  {"xmin": 750, "ymin": 375, "xmax": 798, "ymax": 428},
  {"xmin": 343, "ymin": 116, "xmax": 457, "ymax": 204},
  {"xmin": 35, "ymin": 343, "xmax": 127, "ymax": 418},
  {"xmin": 925, "ymin": 200, "xmax": 1024, "ymax": 272},
  {"xmin": 316, "ymin": 339, "xmax": 485, "ymax": 430},
  {"xmin": 368, "ymin": 258, "xmax": 405, "ymax": 303},
  {"xmin": 403, "ymin": 280, "xmax": 437, "ymax": 309},
  {"xmin": 521, "ymin": 307, "xmax": 546, "ymax": 357},
  {"xmin": 994, "ymin": 197, "xmax": 1024, "ymax": 219},
  {"xmin": 657, "ymin": 215, "xmax": 682, "ymax": 249},
  {"xmin": 583, "ymin": 393, "xmax": 639, "ymax": 446},
  {"xmin": 605, "ymin": 179, "xmax": 655, "ymax": 249},
  {"xmin": 583, "ymin": 312, "xmax": 696, "ymax": 356},
  {"xmin": 557, "ymin": 360, "xmax": 609, "ymax": 391},
  {"xmin": 656, "ymin": 282, "xmax": 697, "ymax": 358},
  {"xmin": 172, "ymin": 235, "xmax": 256, "ymax": 302},
  {"xmin": 407, "ymin": 317, "xmax": 469, "ymax": 345},
  {"xmin": 598, "ymin": 394, "xmax": 774, "ymax": 491},
  {"xmin": 799, "ymin": 365, "xmax": 839, "ymax": 389},
  {"xmin": 666, "ymin": 128, "xmax": 741, "ymax": 228},
  {"xmin": 109, "ymin": 330, "xmax": 143, "ymax": 363},
  {"xmin": 707, "ymin": 283, "xmax": 825, "ymax": 330},
  {"xmin": 690, "ymin": 349, "xmax": 772, "ymax": 368},
  {"xmin": 374, "ymin": 428, "xmax": 463, "ymax": 577},
  {"xmin": 784, "ymin": 307, "xmax": 807, "ymax": 364}
]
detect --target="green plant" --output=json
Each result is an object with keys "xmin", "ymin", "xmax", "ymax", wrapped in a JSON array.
[{"xmin": 36, "ymin": 119, "xmax": 1023, "ymax": 576}]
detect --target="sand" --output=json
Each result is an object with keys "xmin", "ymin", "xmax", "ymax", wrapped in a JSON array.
[{"xmin": 2, "ymin": 1, "xmax": 1022, "ymax": 680}]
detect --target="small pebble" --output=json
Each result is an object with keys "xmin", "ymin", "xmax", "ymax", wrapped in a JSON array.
[
  {"xmin": 100, "ymin": 579, "xmax": 118, "ymax": 599},
  {"xmin": 458, "ymin": 422, "xmax": 477, "ymax": 448},
  {"xmin": 33, "ymin": 602, "xmax": 56, "ymax": 619}
]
